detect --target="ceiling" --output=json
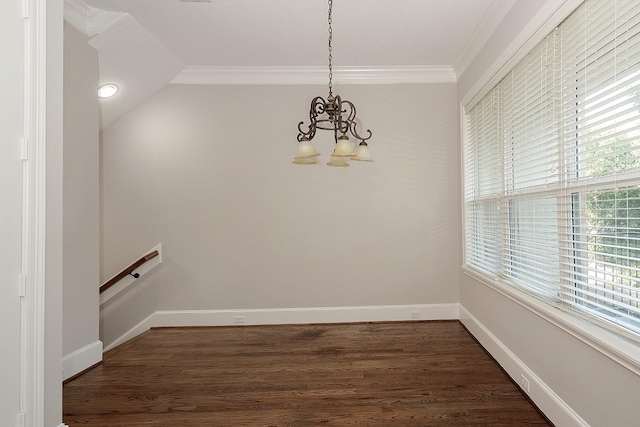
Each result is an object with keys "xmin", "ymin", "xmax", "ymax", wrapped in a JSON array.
[{"xmin": 65, "ymin": 0, "xmax": 516, "ymax": 127}]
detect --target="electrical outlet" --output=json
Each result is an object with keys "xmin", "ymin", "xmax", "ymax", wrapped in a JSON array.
[
  {"xmin": 520, "ymin": 374, "xmax": 530, "ymax": 393},
  {"xmin": 410, "ymin": 311, "xmax": 421, "ymax": 319},
  {"xmin": 233, "ymin": 315, "xmax": 246, "ymax": 324}
]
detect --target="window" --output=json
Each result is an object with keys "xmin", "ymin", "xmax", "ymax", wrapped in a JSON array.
[{"xmin": 464, "ymin": 0, "xmax": 640, "ymax": 338}]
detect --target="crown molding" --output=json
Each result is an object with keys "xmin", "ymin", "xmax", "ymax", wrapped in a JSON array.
[
  {"xmin": 453, "ymin": 0, "xmax": 517, "ymax": 79},
  {"xmin": 64, "ymin": 0, "xmax": 91, "ymax": 35},
  {"xmin": 64, "ymin": 0, "xmax": 127, "ymax": 37},
  {"xmin": 88, "ymin": 10, "xmax": 128, "ymax": 37},
  {"xmin": 171, "ymin": 65, "xmax": 456, "ymax": 85}
]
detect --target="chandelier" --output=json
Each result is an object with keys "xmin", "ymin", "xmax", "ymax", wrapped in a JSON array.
[{"xmin": 293, "ymin": 0, "xmax": 373, "ymax": 167}]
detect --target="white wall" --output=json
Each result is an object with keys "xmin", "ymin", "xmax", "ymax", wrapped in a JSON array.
[
  {"xmin": 62, "ymin": 22, "xmax": 102, "ymax": 378},
  {"xmin": 458, "ymin": 1, "xmax": 640, "ymax": 426},
  {"xmin": 46, "ymin": 0, "xmax": 65, "ymax": 424},
  {"xmin": 100, "ymin": 83, "xmax": 461, "ymax": 347}
]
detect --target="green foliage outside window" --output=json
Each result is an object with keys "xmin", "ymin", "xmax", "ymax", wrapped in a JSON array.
[{"xmin": 584, "ymin": 129, "xmax": 640, "ymax": 316}]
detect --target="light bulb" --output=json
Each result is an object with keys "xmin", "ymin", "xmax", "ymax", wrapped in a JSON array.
[{"xmin": 98, "ymin": 84, "xmax": 119, "ymax": 99}]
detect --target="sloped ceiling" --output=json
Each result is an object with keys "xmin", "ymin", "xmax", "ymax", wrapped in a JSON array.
[{"xmin": 65, "ymin": 0, "xmax": 516, "ymax": 128}]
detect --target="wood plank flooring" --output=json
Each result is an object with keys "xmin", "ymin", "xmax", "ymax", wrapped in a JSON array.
[{"xmin": 64, "ymin": 321, "xmax": 551, "ymax": 426}]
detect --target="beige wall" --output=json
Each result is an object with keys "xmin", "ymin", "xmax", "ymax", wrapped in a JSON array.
[
  {"xmin": 46, "ymin": 0, "xmax": 64, "ymax": 424},
  {"xmin": 456, "ymin": 0, "xmax": 548, "ymax": 99},
  {"xmin": 100, "ymin": 83, "xmax": 461, "ymax": 346},
  {"xmin": 458, "ymin": 1, "xmax": 640, "ymax": 426},
  {"xmin": 63, "ymin": 23, "xmax": 100, "ymax": 357}
]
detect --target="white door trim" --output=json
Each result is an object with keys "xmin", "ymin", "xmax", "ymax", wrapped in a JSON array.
[{"xmin": 21, "ymin": 0, "xmax": 54, "ymax": 425}]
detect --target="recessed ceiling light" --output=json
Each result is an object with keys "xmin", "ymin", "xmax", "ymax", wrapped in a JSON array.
[{"xmin": 98, "ymin": 84, "xmax": 119, "ymax": 99}]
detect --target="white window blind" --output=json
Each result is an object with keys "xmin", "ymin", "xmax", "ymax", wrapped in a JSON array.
[
  {"xmin": 464, "ymin": 0, "xmax": 640, "ymax": 338},
  {"xmin": 502, "ymin": 31, "xmax": 562, "ymax": 299},
  {"xmin": 465, "ymin": 86, "xmax": 503, "ymax": 275}
]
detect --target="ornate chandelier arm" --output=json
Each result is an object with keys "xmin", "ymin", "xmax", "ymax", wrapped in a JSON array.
[
  {"xmin": 310, "ymin": 96, "xmax": 327, "ymax": 117},
  {"xmin": 333, "ymin": 96, "xmax": 349, "ymax": 135},
  {"xmin": 349, "ymin": 121, "xmax": 373, "ymax": 143},
  {"xmin": 342, "ymin": 99, "xmax": 372, "ymax": 142},
  {"xmin": 343, "ymin": 98, "xmax": 356, "ymax": 122},
  {"xmin": 297, "ymin": 121, "xmax": 316, "ymax": 142},
  {"xmin": 297, "ymin": 96, "xmax": 327, "ymax": 141}
]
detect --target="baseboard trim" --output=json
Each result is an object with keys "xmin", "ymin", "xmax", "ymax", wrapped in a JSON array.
[
  {"xmin": 459, "ymin": 305, "xmax": 589, "ymax": 427},
  {"xmin": 62, "ymin": 340, "xmax": 103, "ymax": 381},
  {"xmin": 103, "ymin": 303, "xmax": 459, "ymax": 352}
]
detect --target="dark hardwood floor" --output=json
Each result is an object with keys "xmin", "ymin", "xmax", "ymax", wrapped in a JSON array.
[{"xmin": 64, "ymin": 321, "xmax": 551, "ymax": 426}]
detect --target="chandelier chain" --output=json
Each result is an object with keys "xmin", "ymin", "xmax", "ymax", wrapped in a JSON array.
[{"xmin": 327, "ymin": 0, "xmax": 333, "ymax": 96}]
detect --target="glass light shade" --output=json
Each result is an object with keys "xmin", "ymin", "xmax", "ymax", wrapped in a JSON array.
[
  {"xmin": 327, "ymin": 155, "xmax": 349, "ymax": 167},
  {"xmin": 292, "ymin": 157, "xmax": 317, "ymax": 165},
  {"xmin": 331, "ymin": 136, "xmax": 356, "ymax": 157},
  {"xmin": 350, "ymin": 142, "xmax": 374, "ymax": 162},
  {"xmin": 293, "ymin": 139, "xmax": 321, "ymax": 160}
]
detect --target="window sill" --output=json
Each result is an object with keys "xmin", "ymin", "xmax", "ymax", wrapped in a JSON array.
[{"xmin": 461, "ymin": 265, "xmax": 640, "ymax": 376}]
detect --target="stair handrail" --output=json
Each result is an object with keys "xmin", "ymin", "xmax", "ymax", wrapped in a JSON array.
[{"xmin": 100, "ymin": 250, "xmax": 159, "ymax": 294}]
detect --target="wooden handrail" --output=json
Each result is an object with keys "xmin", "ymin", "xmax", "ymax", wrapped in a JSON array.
[{"xmin": 100, "ymin": 250, "xmax": 159, "ymax": 294}]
